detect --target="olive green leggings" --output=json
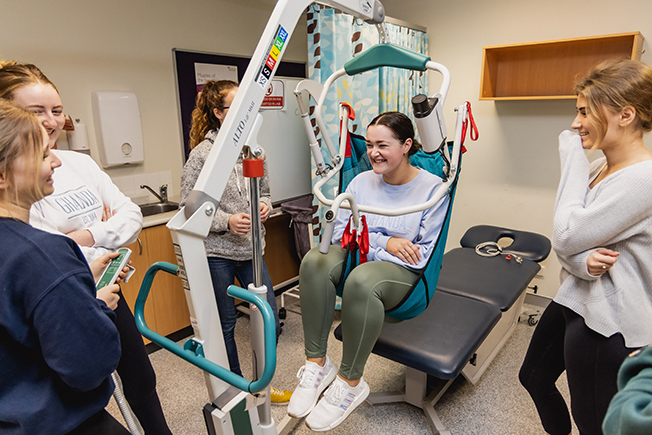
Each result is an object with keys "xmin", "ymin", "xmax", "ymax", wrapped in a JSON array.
[{"xmin": 299, "ymin": 246, "xmax": 418, "ymax": 379}]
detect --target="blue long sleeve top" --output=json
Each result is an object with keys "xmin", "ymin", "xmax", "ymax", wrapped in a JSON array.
[
  {"xmin": 332, "ymin": 169, "xmax": 449, "ymax": 271},
  {"xmin": 0, "ymin": 218, "xmax": 121, "ymax": 435}
]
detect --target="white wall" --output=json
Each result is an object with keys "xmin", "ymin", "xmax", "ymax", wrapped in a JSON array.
[
  {"xmin": 381, "ymin": 0, "xmax": 652, "ymax": 297},
  {"xmin": 1, "ymin": 0, "xmax": 307, "ymax": 201}
]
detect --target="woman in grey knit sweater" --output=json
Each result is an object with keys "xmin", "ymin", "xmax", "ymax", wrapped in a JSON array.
[
  {"xmin": 180, "ymin": 80, "xmax": 290, "ymax": 403},
  {"xmin": 519, "ymin": 60, "xmax": 652, "ymax": 435}
]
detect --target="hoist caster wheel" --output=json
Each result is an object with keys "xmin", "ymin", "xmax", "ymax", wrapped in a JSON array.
[{"xmin": 279, "ymin": 308, "xmax": 287, "ymax": 320}]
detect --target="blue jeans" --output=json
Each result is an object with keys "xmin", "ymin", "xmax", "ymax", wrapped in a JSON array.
[{"xmin": 207, "ymin": 257, "xmax": 280, "ymax": 376}]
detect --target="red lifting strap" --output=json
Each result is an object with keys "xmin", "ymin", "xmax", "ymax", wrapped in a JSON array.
[
  {"xmin": 341, "ymin": 217, "xmax": 356, "ymax": 251},
  {"xmin": 243, "ymin": 158, "xmax": 264, "ymax": 178},
  {"xmin": 460, "ymin": 101, "xmax": 479, "ymax": 152},
  {"xmin": 341, "ymin": 215, "xmax": 369, "ymax": 264},
  {"xmin": 359, "ymin": 215, "xmax": 369, "ymax": 263},
  {"xmin": 340, "ymin": 102, "xmax": 356, "ymax": 120}
]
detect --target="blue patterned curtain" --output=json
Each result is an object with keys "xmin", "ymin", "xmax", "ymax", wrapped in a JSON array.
[
  {"xmin": 306, "ymin": 5, "xmax": 429, "ymax": 243},
  {"xmin": 379, "ymin": 24, "xmax": 429, "ymax": 113}
]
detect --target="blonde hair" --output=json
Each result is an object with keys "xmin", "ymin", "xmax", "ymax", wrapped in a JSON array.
[
  {"xmin": 0, "ymin": 100, "xmax": 47, "ymax": 205},
  {"xmin": 188, "ymin": 80, "xmax": 238, "ymax": 149},
  {"xmin": 575, "ymin": 59, "xmax": 652, "ymax": 151},
  {"xmin": 0, "ymin": 60, "xmax": 59, "ymax": 101}
]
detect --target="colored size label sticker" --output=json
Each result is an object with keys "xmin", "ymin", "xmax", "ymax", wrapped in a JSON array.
[
  {"xmin": 255, "ymin": 25, "xmax": 288, "ymax": 89},
  {"xmin": 265, "ymin": 56, "xmax": 276, "ymax": 71}
]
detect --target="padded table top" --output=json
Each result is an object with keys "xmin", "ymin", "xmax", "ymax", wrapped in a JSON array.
[
  {"xmin": 436, "ymin": 248, "xmax": 540, "ymax": 311},
  {"xmin": 333, "ymin": 226, "xmax": 548, "ymax": 380},
  {"xmin": 335, "ymin": 290, "xmax": 501, "ymax": 379}
]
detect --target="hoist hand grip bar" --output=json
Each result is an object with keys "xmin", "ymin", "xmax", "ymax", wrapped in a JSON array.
[
  {"xmin": 344, "ymin": 43, "xmax": 430, "ymax": 76},
  {"xmin": 319, "ymin": 192, "xmax": 360, "ymax": 254},
  {"xmin": 134, "ymin": 262, "xmax": 276, "ymax": 393}
]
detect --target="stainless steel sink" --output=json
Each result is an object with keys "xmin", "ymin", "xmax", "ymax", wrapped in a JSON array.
[{"xmin": 139, "ymin": 202, "xmax": 179, "ymax": 217}]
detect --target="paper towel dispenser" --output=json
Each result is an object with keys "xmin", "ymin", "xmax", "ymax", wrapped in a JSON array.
[
  {"xmin": 67, "ymin": 119, "xmax": 91, "ymax": 154},
  {"xmin": 91, "ymin": 91, "xmax": 144, "ymax": 167}
]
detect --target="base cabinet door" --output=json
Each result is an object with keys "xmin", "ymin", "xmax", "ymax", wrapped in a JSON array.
[{"xmin": 120, "ymin": 225, "xmax": 190, "ymax": 343}]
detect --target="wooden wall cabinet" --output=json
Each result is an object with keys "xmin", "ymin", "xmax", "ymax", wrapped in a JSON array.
[{"xmin": 480, "ymin": 32, "xmax": 644, "ymax": 101}]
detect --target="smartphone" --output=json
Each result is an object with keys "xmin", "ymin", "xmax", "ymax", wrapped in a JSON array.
[{"xmin": 96, "ymin": 248, "xmax": 132, "ymax": 289}]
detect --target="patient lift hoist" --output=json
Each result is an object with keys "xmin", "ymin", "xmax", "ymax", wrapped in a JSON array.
[{"xmin": 134, "ymin": 1, "xmax": 476, "ymax": 434}]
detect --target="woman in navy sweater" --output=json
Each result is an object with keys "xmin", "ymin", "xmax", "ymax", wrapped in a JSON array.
[{"xmin": 0, "ymin": 100, "xmax": 128, "ymax": 434}]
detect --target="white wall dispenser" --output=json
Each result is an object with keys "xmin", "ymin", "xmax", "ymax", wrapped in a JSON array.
[
  {"xmin": 67, "ymin": 119, "xmax": 91, "ymax": 154},
  {"xmin": 91, "ymin": 91, "xmax": 144, "ymax": 167}
]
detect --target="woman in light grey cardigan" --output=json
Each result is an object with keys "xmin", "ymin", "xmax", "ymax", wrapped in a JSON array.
[
  {"xmin": 519, "ymin": 59, "xmax": 652, "ymax": 435},
  {"xmin": 180, "ymin": 80, "xmax": 290, "ymax": 403}
]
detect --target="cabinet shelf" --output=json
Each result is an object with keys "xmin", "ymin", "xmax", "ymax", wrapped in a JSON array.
[{"xmin": 480, "ymin": 32, "xmax": 644, "ymax": 101}]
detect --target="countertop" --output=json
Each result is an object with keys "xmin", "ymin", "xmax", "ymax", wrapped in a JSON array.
[
  {"xmin": 140, "ymin": 201, "xmax": 286, "ymax": 229},
  {"xmin": 141, "ymin": 195, "xmax": 179, "ymax": 229},
  {"xmin": 142, "ymin": 210, "xmax": 177, "ymax": 228}
]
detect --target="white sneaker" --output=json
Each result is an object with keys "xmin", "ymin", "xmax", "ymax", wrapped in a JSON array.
[
  {"xmin": 305, "ymin": 376, "xmax": 370, "ymax": 432},
  {"xmin": 287, "ymin": 356, "xmax": 337, "ymax": 418}
]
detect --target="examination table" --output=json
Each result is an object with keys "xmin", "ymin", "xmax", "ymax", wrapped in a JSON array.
[{"xmin": 335, "ymin": 225, "xmax": 551, "ymax": 434}]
